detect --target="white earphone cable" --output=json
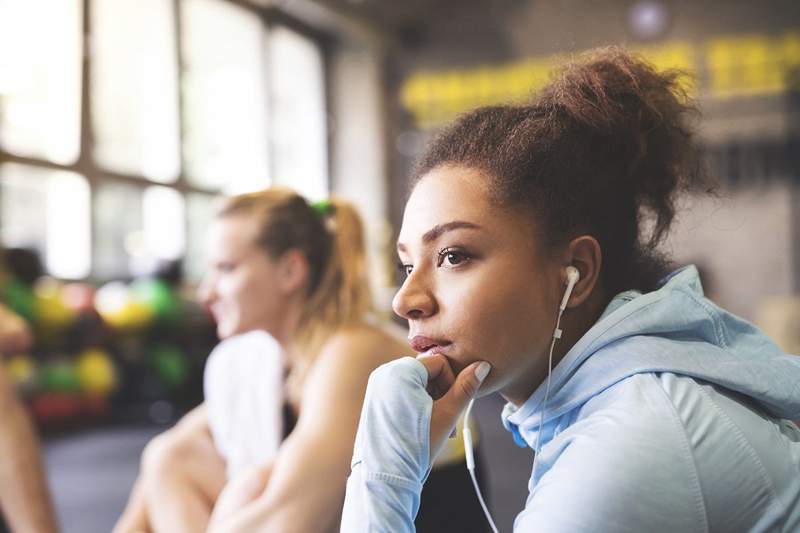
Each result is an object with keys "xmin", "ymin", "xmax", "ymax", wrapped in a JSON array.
[
  {"xmin": 463, "ymin": 269, "xmax": 576, "ymax": 533},
  {"xmin": 533, "ymin": 306, "xmax": 564, "ymax": 461},
  {"xmin": 464, "ymin": 399, "xmax": 500, "ymax": 533}
]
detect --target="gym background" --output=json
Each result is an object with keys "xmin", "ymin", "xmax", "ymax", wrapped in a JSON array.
[{"xmin": 0, "ymin": 0, "xmax": 798, "ymax": 531}]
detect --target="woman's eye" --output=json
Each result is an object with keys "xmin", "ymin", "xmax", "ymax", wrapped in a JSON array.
[
  {"xmin": 397, "ymin": 262, "xmax": 413, "ymax": 278},
  {"xmin": 217, "ymin": 262, "xmax": 235, "ymax": 273},
  {"xmin": 437, "ymin": 249, "xmax": 469, "ymax": 268}
]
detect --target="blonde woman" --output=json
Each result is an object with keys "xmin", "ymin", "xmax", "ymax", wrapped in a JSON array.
[{"xmin": 114, "ymin": 188, "xmax": 483, "ymax": 533}]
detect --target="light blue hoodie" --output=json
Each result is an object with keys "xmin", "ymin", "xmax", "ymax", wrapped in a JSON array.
[{"xmin": 341, "ymin": 266, "xmax": 800, "ymax": 532}]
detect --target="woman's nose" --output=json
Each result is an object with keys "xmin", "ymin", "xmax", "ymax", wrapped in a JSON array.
[
  {"xmin": 196, "ymin": 275, "xmax": 216, "ymax": 305},
  {"xmin": 392, "ymin": 272, "xmax": 437, "ymax": 320}
]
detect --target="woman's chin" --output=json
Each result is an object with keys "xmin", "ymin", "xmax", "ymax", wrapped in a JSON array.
[
  {"xmin": 441, "ymin": 355, "xmax": 467, "ymax": 377},
  {"xmin": 216, "ymin": 323, "xmax": 238, "ymax": 340}
]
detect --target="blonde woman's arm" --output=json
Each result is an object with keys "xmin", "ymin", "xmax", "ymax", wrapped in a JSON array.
[{"xmin": 208, "ymin": 328, "xmax": 404, "ymax": 533}]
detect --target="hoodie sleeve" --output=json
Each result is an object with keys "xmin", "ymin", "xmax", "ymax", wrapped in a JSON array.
[{"xmin": 340, "ymin": 357, "xmax": 434, "ymax": 533}]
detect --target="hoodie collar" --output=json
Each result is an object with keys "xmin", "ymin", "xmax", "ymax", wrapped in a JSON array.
[
  {"xmin": 504, "ymin": 266, "xmax": 699, "ymax": 429},
  {"xmin": 502, "ymin": 265, "xmax": 800, "ymax": 449}
]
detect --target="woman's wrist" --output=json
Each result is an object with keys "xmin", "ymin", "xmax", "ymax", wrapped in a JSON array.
[{"xmin": 350, "ymin": 357, "xmax": 434, "ymax": 484}]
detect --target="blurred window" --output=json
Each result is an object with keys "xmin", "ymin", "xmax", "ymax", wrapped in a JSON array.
[
  {"xmin": 90, "ymin": 0, "xmax": 181, "ymax": 182},
  {"xmin": 0, "ymin": 1, "xmax": 329, "ymax": 282},
  {"xmin": 0, "ymin": 163, "xmax": 91, "ymax": 279},
  {"xmin": 94, "ymin": 184, "xmax": 187, "ymax": 279},
  {"xmin": 185, "ymin": 193, "xmax": 219, "ymax": 283},
  {"xmin": 93, "ymin": 183, "xmax": 143, "ymax": 279},
  {"xmin": 182, "ymin": 0, "xmax": 270, "ymax": 194},
  {"xmin": 269, "ymin": 26, "xmax": 328, "ymax": 201},
  {"xmin": 143, "ymin": 186, "xmax": 186, "ymax": 263},
  {"xmin": 0, "ymin": 0, "xmax": 83, "ymax": 164}
]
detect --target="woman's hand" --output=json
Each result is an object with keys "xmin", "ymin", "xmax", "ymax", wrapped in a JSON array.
[
  {"xmin": 415, "ymin": 354, "xmax": 491, "ymax": 461},
  {"xmin": 207, "ymin": 462, "xmax": 273, "ymax": 531},
  {"xmin": 340, "ymin": 356, "xmax": 491, "ymax": 532}
]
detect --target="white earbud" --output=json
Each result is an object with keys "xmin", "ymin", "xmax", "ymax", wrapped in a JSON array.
[{"xmin": 559, "ymin": 266, "xmax": 580, "ymax": 311}]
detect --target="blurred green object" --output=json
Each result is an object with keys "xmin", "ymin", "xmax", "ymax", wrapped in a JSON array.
[
  {"xmin": 131, "ymin": 278, "xmax": 180, "ymax": 322},
  {"xmin": 150, "ymin": 345, "xmax": 188, "ymax": 388},
  {"xmin": 40, "ymin": 359, "xmax": 81, "ymax": 392},
  {"xmin": 1, "ymin": 278, "xmax": 35, "ymax": 322},
  {"xmin": 311, "ymin": 199, "xmax": 333, "ymax": 216}
]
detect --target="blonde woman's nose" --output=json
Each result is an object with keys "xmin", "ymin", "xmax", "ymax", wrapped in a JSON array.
[{"xmin": 196, "ymin": 275, "xmax": 216, "ymax": 305}]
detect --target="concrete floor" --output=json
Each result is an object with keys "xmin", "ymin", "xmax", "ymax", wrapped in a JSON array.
[
  {"xmin": 44, "ymin": 425, "xmax": 162, "ymax": 533},
  {"xmin": 43, "ymin": 394, "xmax": 532, "ymax": 533}
]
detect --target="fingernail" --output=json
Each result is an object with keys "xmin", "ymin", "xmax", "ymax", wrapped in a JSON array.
[{"xmin": 475, "ymin": 362, "xmax": 491, "ymax": 383}]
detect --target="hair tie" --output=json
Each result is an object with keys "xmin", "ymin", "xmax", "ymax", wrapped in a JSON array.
[{"xmin": 311, "ymin": 199, "xmax": 334, "ymax": 217}]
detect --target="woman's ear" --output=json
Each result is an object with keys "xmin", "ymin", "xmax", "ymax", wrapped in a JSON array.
[
  {"xmin": 277, "ymin": 249, "xmax": 310, "ymax": 295},
  {"xmin": 564, "ymin": 235, "xmax": 602, "ymax": 308}
]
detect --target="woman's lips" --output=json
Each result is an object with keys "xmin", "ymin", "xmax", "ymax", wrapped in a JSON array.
[{"xmin": 409, "ymin": 335, "xmax": 452, "ymax": 353}]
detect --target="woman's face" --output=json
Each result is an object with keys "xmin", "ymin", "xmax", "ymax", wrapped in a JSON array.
[
  {"xmin": 198, "ymin": 214, "xmax": 286, "ymax": 340},
  {"xmin": 393, "ymin": 165, "xmax": 564, "ymax": 404}
]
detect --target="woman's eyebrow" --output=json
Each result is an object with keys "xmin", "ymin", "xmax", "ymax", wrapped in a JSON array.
[
  {"xmin": 422, "ymin": 220, "xmax": 482, "ymax": 243},
  {"xmin": 396, "ymin": 220, "xmax": 482, "ymax": 253}
]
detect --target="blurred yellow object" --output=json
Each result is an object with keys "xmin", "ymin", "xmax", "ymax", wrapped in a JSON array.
[
  {"xmin": 755, "ymin": 295, "xmax": 800, "ymax": 355},
  {"xmin": 95, "ymin": 282, "xmax": 154, "ymax": 330},
  {"xmin": 33, "ymin": 278, "xmax": 76, "ymax": 330},
  {"xmin": 111, "ymin": 300, "xmax": 154, "ymax": 330},
  {"xmin": 6, "ymin": 354, "xmax": 36, "ymax": 387},
  {"xmin": 76, "ymin": 349, "xmax": 116, "ymax": 395}
]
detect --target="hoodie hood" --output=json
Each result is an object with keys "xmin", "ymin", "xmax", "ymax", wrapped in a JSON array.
[{"xmin": 503, "ymin": 265, "xmax": 800, "ymax": 449}]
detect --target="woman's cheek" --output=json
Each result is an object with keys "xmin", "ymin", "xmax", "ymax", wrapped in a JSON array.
[
  {"xmin": 224, "ymin": 274, "xmax": 247, "ymax": 301},
  {"xmin": 476, "ymin": 290, "xmax": 545, "ymax": 366}
]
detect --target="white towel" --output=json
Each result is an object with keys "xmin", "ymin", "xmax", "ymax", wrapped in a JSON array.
[{"xmin": 204, "ymin": 330, "xmax": 285, "ymax": 480}]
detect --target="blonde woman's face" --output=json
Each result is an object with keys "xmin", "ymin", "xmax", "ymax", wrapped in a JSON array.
[
  {"xmin": 393, "ymin": 165, "xmax": 563, "ymax": 403},
  {"xmin": 198, "ymin": 215, "xmax": 285, "ymax": 339}
]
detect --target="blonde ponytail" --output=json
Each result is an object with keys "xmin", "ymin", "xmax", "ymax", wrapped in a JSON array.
[{"xmin": 287, "ymin": 198, "xmax": 373, "ymax": 400}]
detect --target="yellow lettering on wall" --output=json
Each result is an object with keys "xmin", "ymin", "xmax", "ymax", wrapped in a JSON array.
[
  {"xmin": 400, "ymin": 43, "xmax": 695, "ymax": 129},
  {"xmin": 400, "ymin": 32, "xmax": 799, "ymax": 129},
  {"xmin": 707, "ymin": 35, "xmax": 781, "ymax": 98},
  {"xmin": 400, "ymin": 57, "xmax": 559, "ymax": 129}
]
